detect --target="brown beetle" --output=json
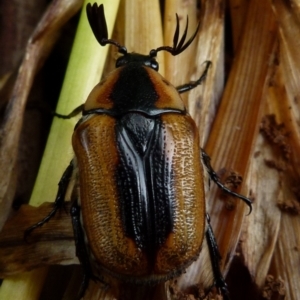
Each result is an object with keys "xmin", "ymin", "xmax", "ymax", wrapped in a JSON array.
[{"xmin": 26, "ymin": 3, "xmax": 252, "ymax": 299}]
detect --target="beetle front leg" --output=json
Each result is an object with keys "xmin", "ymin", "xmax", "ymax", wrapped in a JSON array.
[
  {"xmin": 205, "ymin": 214, "xmax": 231, "ymax": 300},
  {"xmin": 176, "ymin": 61, "xmax": 211, "ymax": 94},
  {"xmin": 201, "ymin": 148, "xmax": 252, "ymax": 213},
  {"xmin": 54, "ymin": 104, "xmax": 84, "ymax": 119},
  {"xmin": 24, "ymin": 160, "xmax": 74, "ymax": 238}
]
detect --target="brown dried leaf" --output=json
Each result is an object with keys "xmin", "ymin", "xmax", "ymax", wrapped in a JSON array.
[
  {"xmin": 205, "ymin": 0, "xmax": 277, "ymax": 277},
  {"xmin": 240, "ymin": 2, "xmax": 300, "ymax": 300},
  {"xmin": 228, "ymin": 0, "xmax": 250, "ymax": 51},
  {"xmin": 271, "ymin": 214, "xmax": 300, "ymax": 300},
  {"xmin": 188, "ymin": 0, "xmax": 225, "ymax": 146},
  {"xmin": 241, "ymin": 133, "xmax": 282, "ymax": 287},
  {"xmin": 0, "ymin": 202, "xmax": 76, "ymax": 277}
]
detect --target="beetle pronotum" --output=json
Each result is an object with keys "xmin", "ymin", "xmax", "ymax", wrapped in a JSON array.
[{"xmin": 26, "ymin": 3, "xmax": 252, "ymax": 299}]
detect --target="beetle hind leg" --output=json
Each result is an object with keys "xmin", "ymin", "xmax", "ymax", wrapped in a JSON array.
[
  {"xmin": 206, "ymin": 214, "xmax": 231, "ymax": 300},
  {"xmin": 24, "ymin": 161, "xmax": 74, "ymax": 239}
]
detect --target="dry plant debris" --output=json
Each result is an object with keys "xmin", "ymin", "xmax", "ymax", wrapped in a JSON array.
[
  {"xmin": 261, "ymin": 275, "xmax": 286, "ymax": 300},
  {"xmin": 169, "ymin": 280, "xmax": 223, "ymax": 300},
  {"xmin": 260, "ymin": 114, "xmax": 291, "ymax": 161}
]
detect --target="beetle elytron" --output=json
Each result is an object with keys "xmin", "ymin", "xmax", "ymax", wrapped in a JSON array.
[{"xmin": 26, "ymin": 3, "xmax": 252, "ymax": 299}]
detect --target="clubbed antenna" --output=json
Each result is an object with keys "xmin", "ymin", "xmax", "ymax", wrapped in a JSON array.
[
  {"xmin": 86, "ymin": 3, "xmax": 127, "ymax": 54},
  {"xmin": 150, "ymin": 14, "xmax": 200, "ymax": 57}
]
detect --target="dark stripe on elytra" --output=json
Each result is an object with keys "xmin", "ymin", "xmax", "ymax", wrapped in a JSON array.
[{"xmin": 115, "ymin": 113, "xmax": 174, "ymax": 262}]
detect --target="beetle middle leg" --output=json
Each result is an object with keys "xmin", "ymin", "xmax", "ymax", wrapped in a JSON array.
[
  {"xmin": 176, "ymin": 61, "xmax": 211, "ymax": 94},
  {"xmin": 24, "ymin": 160, "xmax": 74, "ymax": 238},
  {"xmin": 205, "ymin": 213, "xmax": 230, "ymax": 300},
  {"xmin": 201, "ymin": 148, "xmax": 252, "ymax": 213},
  {"xmin": 70, "ymin": 200, "xmax": 99, "ymax": 299}
]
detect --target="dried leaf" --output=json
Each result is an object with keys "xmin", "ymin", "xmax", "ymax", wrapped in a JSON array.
[
  {"xmin": 0, "ymin": 202, "xmax": 76, "ymax": 277},
  {"xmin": 204, "ymin": 0, "xmax": 277, "ymax": 281}
]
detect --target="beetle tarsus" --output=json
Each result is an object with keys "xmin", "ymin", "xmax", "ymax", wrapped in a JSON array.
[
  {"xmin": 24, "ymin": 161, "xmax": 74, "ymax": 240},
  {"xmin": 201, "ymin": 149, "xmax": 252, "ymax": 214},
  {"xmin": 205, "ymin": 214, "xmax": 231, "ymax": 300},
  {"xmin": 24, "ymin": 207, "xmax": 58, "ymax": 240},
  {"xmin": 176, "ymin": 61, "xmax": 211, "ymax": 94}
]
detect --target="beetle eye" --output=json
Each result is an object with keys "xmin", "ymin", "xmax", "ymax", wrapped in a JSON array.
[
  {"xmin": 150, "ymin": 60, "xmax": 159, "ymax": 71},
  {"xmin": 143, "ymin": 59, "xmax": 159, "ymax": 71},
  {"xmin": 116, "ymin": 56, "xmax": 127, "ymax": 68},
  {"xmin": 115, "ymin": 54, "xmax": 159, "ymax": 71}
]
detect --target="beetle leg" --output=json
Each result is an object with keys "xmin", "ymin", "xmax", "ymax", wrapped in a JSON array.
[
  {"xmin": 70, "ymin": 201, "xmax": 95, "ymax": 299},
  {"xmin": 201, "ymin": 148, "xmax": 253, "ymax": 214},
  {"xmin": 54, "ymin": 104, "xmax": 84, "ymax": 119},
  {"xmin": 176, "ymin": 61, "xmax": 211, "ymax": 94},
  {"xmin": 206, "ymin": 213, "xmax": 231, "ymax": 300},
  {"xmin": 24, "ymin": 161, "xmax": 74, "ymax": 239}
]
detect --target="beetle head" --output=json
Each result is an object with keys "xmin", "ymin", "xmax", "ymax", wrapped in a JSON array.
[
  {"xmin": 86, "ymin": 3, "xmax": 200, "ymax": 71},
  {"xmin": 116, "ymin": 53, "xmax": 159, "ymax": 71}
]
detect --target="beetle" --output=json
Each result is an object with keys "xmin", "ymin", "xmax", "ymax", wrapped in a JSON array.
[{"xmin": 26, "ymin": 3, "xmax": 252, "ymax": 299}]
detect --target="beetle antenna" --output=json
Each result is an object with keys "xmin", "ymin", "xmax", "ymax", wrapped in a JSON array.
[
  {"xmin": 150, "ymin": 14, "xmax": 200, "ymax": 57},
  {"xmin": 86, "ymin": 3, "xmax": 127, "ymax": 55}
]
